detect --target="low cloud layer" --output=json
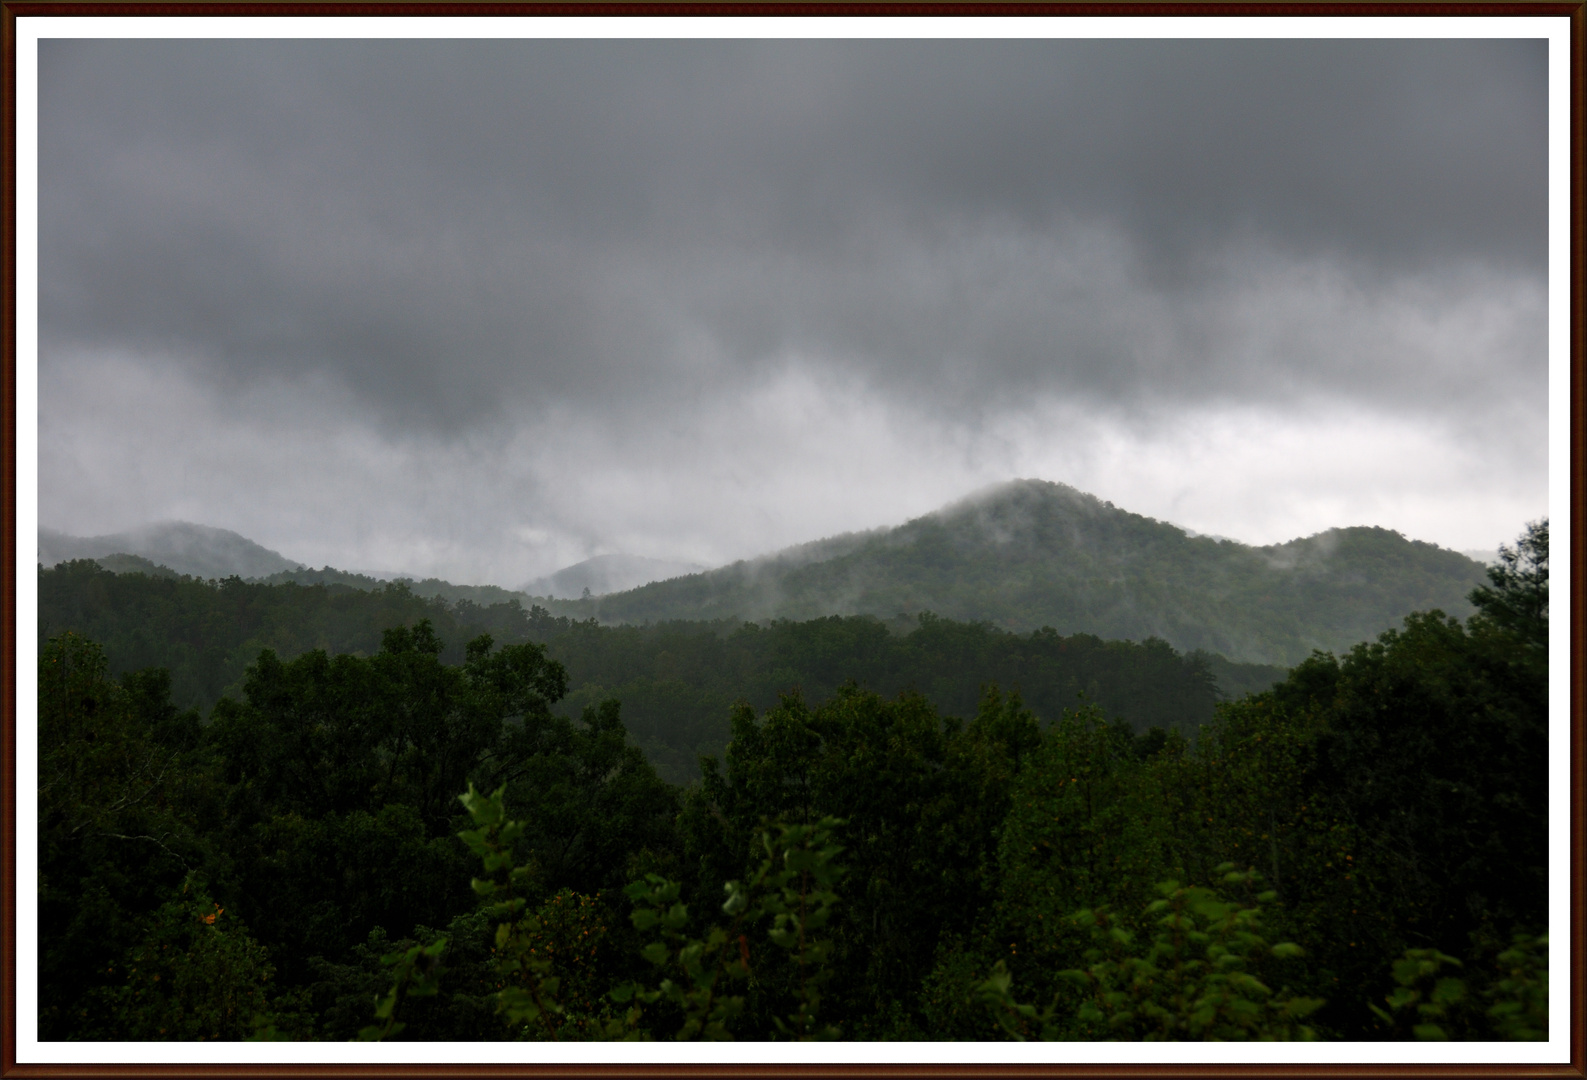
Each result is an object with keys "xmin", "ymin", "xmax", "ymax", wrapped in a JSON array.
[{"xmin": 36, "ymin": 37, "xmax": 1550, "ymax": 583}]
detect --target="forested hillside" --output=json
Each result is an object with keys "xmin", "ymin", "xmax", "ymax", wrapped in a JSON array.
[
  {"xmin": 43, "ymin": 481, "xmax": 1487, "ymax": 669},
  {"xmin": 39, "ymin": 560, "xmax": 1275, "ymax": 784},
  {"xmin": 566, "ymin": 480, "xmax": 1489, "ymax": 666},
  {"xmin": 34, "ymin": 523, "xmax": 1549, "ymax": 1042},
  {"xmin": 39, "ymin": 522, "xmax": 304, "ymax": 580},
  {"xmin": 524, "ymin": 614, "xmax": 1248, "ymax": 783},
  {"xmin": 37, "ymin": 562, "xmax": 536, "ymax": 708}
]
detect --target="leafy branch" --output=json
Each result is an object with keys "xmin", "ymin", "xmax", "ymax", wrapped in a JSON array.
[
  {"xmin": 980, "ymin": 865, "xmax": 1322, "ymax": 1041},
  {"xmin": 609, "ymin": 816, "xmax": 845, "ymax": 1041},
  {"xmin": 458, "ymin": 782, "xmax": 564, "ymax": 1039}
]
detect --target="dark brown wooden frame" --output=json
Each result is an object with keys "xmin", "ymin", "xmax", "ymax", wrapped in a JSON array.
[{"xmin": 1, "ymin": 9, "xmax": 1581, "ymax": 1076}]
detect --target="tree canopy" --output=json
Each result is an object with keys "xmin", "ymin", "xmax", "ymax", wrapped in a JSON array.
[{"xmin": 34, "ymin": 521, "xmax": 1547, "ymax": 1042}]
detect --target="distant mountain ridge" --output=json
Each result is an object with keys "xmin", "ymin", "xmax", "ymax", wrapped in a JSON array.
[
  {"xmin": 522, "ymin": 554, "xmax": 710, "ymax": 599},
  {"xmin": 569, "ymin": 479, "xmax": 1491, "ymax": 666},
  {"xmin": 39, "ymin": 524, "xmax": 708, "ymax": 606},
  {"xmin": 39, "ymin": 522, "xmax": 304, "ymax": 581},
  {"xmin": 45, "ymin": 479, "xmax": 1494, "ymax": 667},
  {"xmin": 254, "ymin": 565, "xmax": 538, "ymax": 610}
]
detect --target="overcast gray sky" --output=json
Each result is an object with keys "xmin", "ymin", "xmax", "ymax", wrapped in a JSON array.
[{"xmin": 36, "ymin": 37, "xmax": 1550, "ymax": 585}]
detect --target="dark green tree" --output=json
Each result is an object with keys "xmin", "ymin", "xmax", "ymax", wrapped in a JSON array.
[
  {"xmin": 1467, "ymin": 520, "xmax": 1547, "ymax": 652},
  {"xmin": 680, "ymin": 684, "xmax": 1039, "ymax": 1036}
]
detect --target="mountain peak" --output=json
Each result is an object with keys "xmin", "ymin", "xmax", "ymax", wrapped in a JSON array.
[
  {"xmin": 575, "ymin": 479, "xmax": 1488, "ymax": 666},
  {"xmin": 39, "ymin": 521, "xmax": 303, "ymax": 580},
  {"xmin": 937, "ymin": 477, "xmax": 1104, "ymax": 514}
]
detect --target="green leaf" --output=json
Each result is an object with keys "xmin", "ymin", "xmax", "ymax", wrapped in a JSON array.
[{"xmin": 1430, "ymin": 978, "xmax": 1467, "ymax": 1006}]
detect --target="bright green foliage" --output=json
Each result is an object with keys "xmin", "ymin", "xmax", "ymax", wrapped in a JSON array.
[
  {"xmin": 611, "ymin": 817, "xmax": 846, "ymax": 1041},
  {"xmin": 608, "ymin": 875, "xmax": 747, "ymax": 1041},
  {"xmin": 750, "ymin": 818, "xmax": 846, "ymax": 1039},
  {"xmin": 360, "ymin": 783, "xmax": 619, "ymax": 1042},
  {"xmin": 1065, "ymin": 869, "xmax": 1323, "ymax": 1042},
  {"xmin": 1368, "ymin": 933, "xmax": 1548, "ymax": 1041},
  {"xmin": 289, "ymin": 919, "xmax": 493, "ymax": 1042},
  {"xmin": 444, "ymin": 783, "xmax": 848, "ymax": 1042},
  {"xmin": 457, "ymin": 783, "xmax": 564, "ymax": 1038},
  {"xmin": 980, "ymin": 867, "xmax": 1322, "ymax": 1041},
  {"xmin": 1368, "ymin": 948, "xmax": 1469, "ymax": 1041},
  {"xmin": 1486, "ymin": 933, "xmax": 1549, "ymax": 1041},
  {"xmin": 356, "ymin": 937, "xmax": 448, "ymax": 1042}
]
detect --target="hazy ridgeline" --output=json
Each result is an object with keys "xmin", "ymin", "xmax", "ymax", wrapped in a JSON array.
[
  {"xmin": 551, "ymin": 480, "xmax": 1489, "ymax": 668},
  {"xmin": 36, "ymin": 473, "xmax": 1490, "ymax": 784},
  {"xmin": 41, "ymin": 479, "xmax": 1491, "ymax": 675},
  {"xmin": 38, "ymin": 559, "xmax": 1278, "ymax": 784}
]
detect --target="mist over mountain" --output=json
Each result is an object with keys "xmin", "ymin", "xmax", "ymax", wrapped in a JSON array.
[
  {"xmin": 46, "ymin": 480, "xmax": 1494, "ymax": 668},
  {"xmin": 38, "ymin": 522, "xmax": 304, "ymax": 580},
  {"xmin": 521, "ymin": 554, "xmax": 710, "ymax": 600},
  {"xmin": 571, "ymin": 479, "xmax": 1491, "ymax": 666}
]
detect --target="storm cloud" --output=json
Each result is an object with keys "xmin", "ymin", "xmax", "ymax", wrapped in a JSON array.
[{"xmin": 36, "ymin": 36, "xmax": 1551, "ymax": 583}]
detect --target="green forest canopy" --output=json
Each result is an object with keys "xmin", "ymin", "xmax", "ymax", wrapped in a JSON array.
[
  {"xmin": 35, "ymin": 521, "xmax": 1548, "ymax": 1041},
  {"xmin": 38, "ymin": 559, "xmax": 1284, "ymax": 784}
]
